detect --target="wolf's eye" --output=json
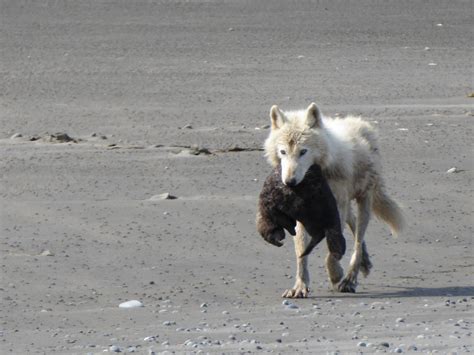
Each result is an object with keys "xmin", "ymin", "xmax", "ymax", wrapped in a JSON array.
[
  {"xmin": 300, "ymin": 149, "xmax": 307, "ymax": 156},
  {"xmin": 280, "ymin": 149, "xmax": 286, "ymax": 155}
]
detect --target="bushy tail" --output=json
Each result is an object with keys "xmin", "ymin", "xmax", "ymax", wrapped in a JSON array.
[{"xmin": 372, "ymin": 183, "xmax": 405, "ymax": 236}]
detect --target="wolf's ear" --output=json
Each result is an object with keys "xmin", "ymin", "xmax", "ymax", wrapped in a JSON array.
[
  {"xmin": 270, "ymin": 105, "xmax": 286, "ymax": 130},
  {"xmin": 305, "ymin": 102, "xmax": 322, "ymax": 128}
]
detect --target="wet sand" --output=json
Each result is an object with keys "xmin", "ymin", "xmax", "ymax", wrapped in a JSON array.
[{"xmin": 1, "ymin": 1, "xmax": 472, "ymax": 353}]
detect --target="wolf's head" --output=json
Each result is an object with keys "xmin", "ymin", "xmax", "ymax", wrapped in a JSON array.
[{"xmin": 264, "ymin": 103, "xmax": 329, "ymax": 186}]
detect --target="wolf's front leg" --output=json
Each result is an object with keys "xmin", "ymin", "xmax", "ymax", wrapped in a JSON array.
[{"xmin": 282, "ymin": 222, "xmax": 311, "ymax": 298}]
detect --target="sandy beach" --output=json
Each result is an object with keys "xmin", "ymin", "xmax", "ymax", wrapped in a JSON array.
[{"xmin": 1, "ymin": 0, "xmax": 472, "ymax": 353}]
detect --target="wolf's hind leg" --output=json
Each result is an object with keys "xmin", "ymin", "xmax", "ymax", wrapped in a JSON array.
[
  {"xmin": 326, "ymin": 200, "xmax": 348, "ymax": 290},
  {"xmin": 360, "ymin": 241, "xmax": 373, "ymax": 277},
  {"xmin": 339, "ymin": 195, "xmax": 372, "ymax": 293},
  {"xmin": 282, "ymin": 222, "xmax": 310, "ymax": 298},
  {"xmin": 347, "ymin": 204, "xmax": 372, "ymax": 277}
]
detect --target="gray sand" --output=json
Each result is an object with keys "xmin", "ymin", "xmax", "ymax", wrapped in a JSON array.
[{"xmin": 1, "ymin": 1, "xmax": 472, "ymax": 353}]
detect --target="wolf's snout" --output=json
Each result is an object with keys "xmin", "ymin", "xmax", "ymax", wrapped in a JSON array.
[{"xmin": 285, "ymin": 178, "xmax": 297, "ymax": 187}]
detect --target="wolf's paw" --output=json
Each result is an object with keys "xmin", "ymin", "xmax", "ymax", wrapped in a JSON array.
[
  {"xmin": 282, "ymin": 286, "xmax": 309, "ymax": 298},
  {"xmin": 337, "ymin": 278, "xmax": 357, "ymax": 293}
]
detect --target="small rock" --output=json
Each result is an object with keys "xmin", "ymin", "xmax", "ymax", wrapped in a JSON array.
[
  {"xmin": 446, "ymin": 167, "xmax": 458, "ymax": 174},
  {"xmin": 127, "ymin": 346, "xmax": 137, "ymax": 352},
  {"xmin": 357, "ymin": 341, "xmax": 367, "ymax": 347},
  {"xmin": 10, "ymin": 133, "xmax": 22, "ymax": 139},
  {"xmin": 379, "ymin": 342, "xmax": 390, "ymax": 348},
  {"xmin": 282, "ymin": 300, "xmax": 290, "ymax": 306},
  {"xmin": 408, "ymin": 345, "xmax": 418, "ymax": 351},
  {"xmin": 286, "ymin": 303, "xmax": 298, "ymax": 309},
  {"xmin": 149, "ymin": 193, "xmax": 177, "ymax": 200},
  {"xmin": 394, "ymin": 347, "xmax": 403, "ymax": 353},
  {"xmin": 109, "ymin": 345, "xmax": 121, "ymax": 352},
  {"xmin": 261, "ymin": 124, "xmax": 270, "ymax": 129},
  {"xmin": 48, "ymin": 132, "xmax": 76, "ymax": 143},
  {"xmin": 396, "ymin": 317, "xmax": 405, "ymax": 323},
  {"xmin": 200, "ymin": 303, "xmax": 208, "ymax": 308},
  {"xmin": 40, "ymin": 250, "xmax": 54, "ymax": 256},
  {"xmin": 144, "ymin": 336, "xmax": 156, "ymax": 342},
  {"xmin": 182, "ymin": 124, "xmax": 193, "ymax": 129},
  {"xmin": 119, "ymin": 300, "xmax": 144, "ymax": 308}
]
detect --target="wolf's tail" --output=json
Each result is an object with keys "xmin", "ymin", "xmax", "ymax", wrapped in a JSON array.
[{"xmin": 372, "ymin": 182, "xmax": 405, "ymax": 236}]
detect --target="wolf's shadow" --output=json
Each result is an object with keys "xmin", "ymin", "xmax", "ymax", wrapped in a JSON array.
[{"xmin": 309, "ymin": 286, "xmax": 474, "ymax": 299}]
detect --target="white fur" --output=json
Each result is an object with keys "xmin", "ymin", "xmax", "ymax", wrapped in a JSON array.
[{"xmin": 264, "ymin": 103, "xmax": 405, "ymax": 297}]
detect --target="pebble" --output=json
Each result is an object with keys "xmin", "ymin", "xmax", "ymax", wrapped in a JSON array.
[
  {"xmin": 40, "ymin": 250, "xmax": 54, "ymax": 256},
  {"xmin": 149, "ymin": 193, "xmax": 177, "ymax": 200},
  {"xmin": 10, "ymin": 133, "xmax": 22, "ymax": 139},
  {"xmin": 286, "ymin": 303, "xmax": 299, "ymax": 309},
  {"xmin": 394, "ymin": 347, "xmax": 403, "ymax": 353},
  {"xmin": 200, "ymin": 303, "xmax": 208, "ymax": 308},
  {"xmin": 446, "ymin": 167, "xmax": 458, "ymax": 173},
  {"xmin": 119, "ymin": 300, "xmax": 144, "ymax": 308},
  {"xmin": 162, "ymin": 321, "xmax": 175, "ymax": 326},
  {"xmin": 144, "ymin": 336, "xmax": 156, "ymax": 342},
  {"xmin": 182, "ymin": 124, "xmax": 193, "ymax": 129},
  {"xmin": 127, "ymin": 346, "xmax": 137, "ymax": 352},
  {"xmin": 396, "ymin": 317, "xmax": 405, "ymax": 323},
  {"xmin": 357, "ymin": 341, "xmax": 367, "ymax": 347},
  {"xmin": 109, "ymin": 345, "xmax": 121, "ymax": 352},
  {"xmin": 379, "ymin": 342, "xmax": 390, "ymax": 348}
]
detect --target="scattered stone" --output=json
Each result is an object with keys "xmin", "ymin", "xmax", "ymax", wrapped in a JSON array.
[
  {"xmin": 162, "ymin": 321, "xmax": 175, "ymax": 326},
  {"xmin": 40, "ymin": 250, "xmax": 54, "ymax": 256},
  {"xmin": 192, "ymin": 146, "xmax": 212, "ymax": 155},
  {"xmin": 109, "ymin": 345, "xmax": 121, "ymax": 352},
  {"xmin": 127, "ymin": 346, "xmax": 137, "ymax": 352},
  {"xmin": 119, "ymin": 300, "xmax": 144, "ymax": 309},
  {"xmin": 394, "ymin": 347, "xmax": 403, "ymax": 353},
  {"xmin": 46, "ymin": 132, "xmax": 77, "ymax": 143},
  {"xmin": 357, "ymin": 341, "xmax": 367, "ymax": 347},
  {"xmin": 396, "ymin": 317, "xmax": 405, "ymax": 323},
  {"xmin": 261, "ymin": 124, "xmax": 270, "ymax": 129},
  {"xmin": 200, "ymin": 303, "xmax": 208, "ymax": 308},
  {"xmin": 446, "ymin": 167, "xmax": 458, "ymax": 174},
  {"xmin": 144, "ymin": 336, "xmax": 156, "ymax": 342},
  {"xmin": 149, "ymin": 193, "xmax": 177, "ymax": 201},
  {"xmin": 408, "ymin": 345, "xmax": 418, "ymax": 351},
  {"xmin": 182, "ymin": 124, "xmax": 193, "ymax": 129},
  {"xmin": 10, "ymin": 133, "xmax": 22, "ymax": 139}
]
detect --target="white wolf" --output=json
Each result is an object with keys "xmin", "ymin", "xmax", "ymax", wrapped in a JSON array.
[{"xmin": 264, "ymin": 103, "xmax": 405, "ymax": 297}]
